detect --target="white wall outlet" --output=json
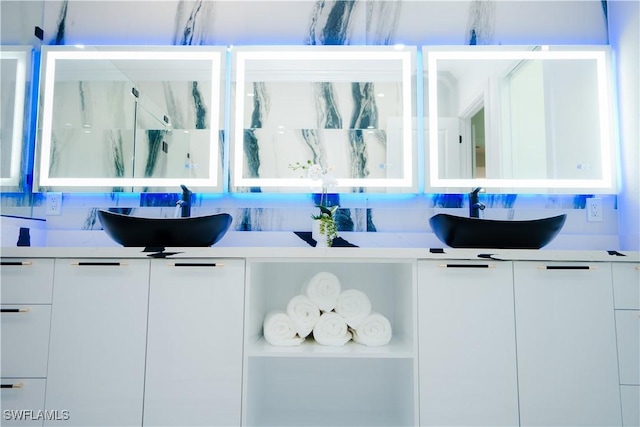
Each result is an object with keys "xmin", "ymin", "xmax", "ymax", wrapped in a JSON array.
[
  {"xmin": 586, "ymin": 197, "xmax": 603, "ymax": 222},
  {"xmin": 46, "ymin": 192, "xmax": 62, "ymax": 216}
]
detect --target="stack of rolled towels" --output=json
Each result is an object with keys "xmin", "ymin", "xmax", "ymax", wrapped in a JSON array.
[{"xmin": 263, "ymin": 271, "xmax": 392, "ymax": 347}]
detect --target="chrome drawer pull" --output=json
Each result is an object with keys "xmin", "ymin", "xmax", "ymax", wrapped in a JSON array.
[
  {"xmin": 1, "ymin": 383, "xmax": 24, "ymax": 389},
  {"xmin": 168, "ymin": 262, "xmax": 224, "ymax": 267},
  {"xmin": 538, "ymin": 265, "xmax": 596, "ymax": 270},
  {"xmin": 0, "ymin": 308, "xmax": 30, "ymax": 313},
  {"xmin": 0, "ymin": 261, "xmax": 32, "ymax": 266},
  {"xmin": 71, "ymin": 262, "xmax": 128, "ymax": 266},
  {"xmin": 439, "ymin": 264, "xmax": 495, "ymax": 269}
]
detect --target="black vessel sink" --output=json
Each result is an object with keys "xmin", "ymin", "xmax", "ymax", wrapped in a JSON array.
[
  {"xmin": 98, "ymin": 210, "xmax": 232, "ymax": 248},
  {"xmin": 429, "ymin": 213, "xmax": 567, "ymax": 249}
]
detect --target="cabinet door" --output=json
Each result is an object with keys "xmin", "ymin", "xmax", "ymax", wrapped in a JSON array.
[
  {"xmin": 612, "ymin": 262, "xmax": 640, "ymax": 310},
  {"xmin": 0, "ymin": 258, "xmax": 54, "ymax": 304},
  {"xmin": 417, "ymin": 261, "xmax": 519, "ymax": 426},
  {"xmin": 143, "ymin": 259, "xmax": 245, "ymax": 427},
  {"xmin": 1, "ymin": 305, "xmax": 51, "ymax": 377},
  {"xmin": 616, "ymin": 310, "xmax": 640, "ymax": 386},
  {"xmin": 621, "ymin": 385, "xmax": 640, "ymax": 427},
  {"xmin": 45, "ymin": 259, "xmax": 150, "ymax": 426},
  {"xmin": 1, "ymin": 379, "xmax": 47, "ymax": 427},
  {"xmin": 514, "ymin": 261, "xmax": 621, "ymax": 427}
]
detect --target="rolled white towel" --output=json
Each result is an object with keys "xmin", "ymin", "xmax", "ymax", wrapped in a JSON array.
[
  {"xmin": 312, "ymin": 311, "xmax": 352, "ymax": 346},
  {"xmin": 263, "ymin": 310, "xmax": 305, "ymax": 346},
  {"xmin": 303, "ymin": 271, "xmax": 341, "ymax": 312},
  {"xmin": 286, "ymin": 294, "xmax": 320, "ymax": 338},
  {"xmin": 352, "ymin": 312, "xmax": 392, "ymax": 347},
  {"xmin": 334, "ymin": 289, "xmax": 372, "ymax": 329}
]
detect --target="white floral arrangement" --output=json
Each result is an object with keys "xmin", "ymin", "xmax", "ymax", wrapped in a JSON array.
[{"xmin": 290, "ymin": 160, "xmax": 339, "ymax": 246}]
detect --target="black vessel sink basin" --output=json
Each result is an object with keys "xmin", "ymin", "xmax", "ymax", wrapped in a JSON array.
[
  {"xmin": 429, "ymin": 213, "xmax": 567, "ymax": 249},
  {"xmin": 98, "ymin": 210, "xmax": 232, "ymax": 248}
]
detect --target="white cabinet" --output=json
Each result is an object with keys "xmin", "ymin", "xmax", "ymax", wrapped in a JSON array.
[
  {"xmin": 612, "ymin": 262, "xmax": 640, "ymax": 310},
  {"xmin": 1, "ymin": 305, "xmax": 52, "ymax": 378},
  {"xmin": 143, "ymin": 259, "xmax": 245, "ymax": 427},
  {"xmin": 513, "ymin": 261, "xmax": 621, "ymax": 427},
  {"xmin": 1, "ymin": 379, "xmax": 49, "ymax": 426},
  {"xmin": 620, "ymin": 386, "xmax": 640, "ymax": 427},
  {"xmin": 243, "ymin": 259, "xmax": 417, "ymax": 426},
  {"xmin": 1, "ymin": 258, "xmax": 55, "ymax": 304},
  {"xmin": 44, "ymin": 259, "xmax": 150, "ymax": 426},
  {"xmin": 417, "ymin": 260, "xmax": 519, "ymax": 426},
  {"xmin": 1, "ymin": 258, "xmax": 54, "ymax": 427},
  {"xmin": 616, "ymin": 310, "xmax": 640, "ymax": 386},
  {"xmin": 613, "ymin": 262, "xmax": 640, "ymax": 427}
]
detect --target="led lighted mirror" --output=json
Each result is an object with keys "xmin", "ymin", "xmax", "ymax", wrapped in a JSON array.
[
  {"xmin": 424, "ymin": 46, "xmax": 616, "ymax": 193},
  {"xmin": 36, "ymin": 46, "xmax": 225, "ymax": 192},
  {"xmin": 231, "ymin": 46, "xmax": 416, "ymax": 192},
  {"xmin": 1, "ymin": 47, "xmax": 30, "ymax": 188}
]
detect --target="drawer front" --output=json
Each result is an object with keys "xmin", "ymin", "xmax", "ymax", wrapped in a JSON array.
[
  {"xmin": 621, "ymin": 385, "xmax": 640, "ymax": 427},
  {"xmin": 613, "ymin": 263, "xmax": 640, "ymax": 310},
  {"xmin": 1, "ymin": 305, "xmax": 52, "ymax": 378},
  {"xmin": 0, "ymin": 259, "xmax": 54, "ymax": 304},
  {"xmin": 1, "ymin": 379, "xmax": 47, "ymax": 427},
  {"xmin": 616, "ymin": 310, "xmax": 640, "ymax": 385}
]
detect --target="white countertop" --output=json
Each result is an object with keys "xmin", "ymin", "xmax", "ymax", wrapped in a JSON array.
[{"xmin": 1, "ymin": 246, "xmax": 638, "ymax": 262}]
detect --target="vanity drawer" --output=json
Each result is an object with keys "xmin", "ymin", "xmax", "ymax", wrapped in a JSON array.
[
  {"xmin": 0, "ymin": 259, "xmax": 54, "ymax": 304},
  {"xmin": 1, "ymin": 305, "xmax": 52, "ymax": 378},
  {"xmin": 612, "ymin": 263, "xmax": 640, "ymax": 310},
  {"xmin": 0, "ymin": 379, "xmax": 47, "ymax": 427},
  {"xmin": 616, "ymin": 310, "xmax": 640, "ymax": 385},
  {"xmin": 621, "ymin": 385, "xmax": 640, "ymax": 427}
]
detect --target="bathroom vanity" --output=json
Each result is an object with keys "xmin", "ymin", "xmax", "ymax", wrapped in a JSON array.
[{"xmin": 1, "ymin": 247, "xmax": 638, "ymax": 426}]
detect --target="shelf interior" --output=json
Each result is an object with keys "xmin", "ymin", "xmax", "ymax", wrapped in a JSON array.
[
  {"xmin": 245, "ymin": 357, "xmax": 415, "ymax": 426},
  {"xmin": 245, "ymin": 260, "xmax": 416, "ymax": 353}
]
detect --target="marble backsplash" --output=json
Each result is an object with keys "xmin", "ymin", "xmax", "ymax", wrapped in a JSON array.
[{"xmin": 0, "ymin": 192, "xmax": 620, "ymax": 250}]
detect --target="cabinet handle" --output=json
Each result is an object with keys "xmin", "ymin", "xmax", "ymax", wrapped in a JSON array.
[
  {"xmin": 71, "ymin": 262, "xmax": 128, "ymax": 266},
  {"xmin": 0, "ymin": 261, "xmax": 32, "ymax": 266},
  {"xmin": 635, "ymin": 266, "xmax": 640, "ymax": 271},
  {"xmin": 0, "ymin": 308, "xmax": 30, "ymax": 313},
  {"xmin": 1, "ymin": 383, "xmax": 23, "ymax": 389},
  {"xmin": 439, "ymin": 264, "xmax": 495, "ymax": 269},
  {"xmin": 538, "ymin": 265, "xmax": 596, "ymax": 270},
  {"xmin": 167, "ymin": 262, "xmax": 224, "ymax": 267}
]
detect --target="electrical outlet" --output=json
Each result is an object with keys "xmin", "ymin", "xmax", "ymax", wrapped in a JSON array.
[
  {"xmin": 586, "ymin": 197, "xmax": 603, "ymax": 222},
  {"xmin": 46, "ymin": 192, "xmax": 62, "ymax": 216}
]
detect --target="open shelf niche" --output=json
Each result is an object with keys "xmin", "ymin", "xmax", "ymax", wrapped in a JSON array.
[{"xmin": 242, "ymin": 259, "xmax": 418, "ymax": 426}]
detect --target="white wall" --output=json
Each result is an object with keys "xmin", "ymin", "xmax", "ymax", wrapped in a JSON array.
[{"xmin": 609, "ymin": 0, "xmax": 640, "ymax": 251}]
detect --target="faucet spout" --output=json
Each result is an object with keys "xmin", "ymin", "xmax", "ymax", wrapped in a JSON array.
[
  {"xmin": 469, "ymin": 187, "xmax": 486, "ymax": 218},
  {"xmin": 177, "ymin": 184, "xmax": 192, "ymax": 218}
]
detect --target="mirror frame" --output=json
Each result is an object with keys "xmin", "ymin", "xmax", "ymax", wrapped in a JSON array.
[
  {"xmin": 0, "ymin": 46, "xmax": 31, "ymax": 188},
  {"xmin": 231, "ymin": 45, "xmax": 416, "ymax": 191},
  {"xmin": 424, "ymin": 45, "xmax": 617, "ymax": 193},
  {"xmin": 35, "ymin": 45, "xmax": 225, "ymax": 191}
]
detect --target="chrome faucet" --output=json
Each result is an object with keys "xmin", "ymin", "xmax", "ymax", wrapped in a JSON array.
[
  {"xmin": 469, "ymin": 187, "xmax": 486, "ymax": 218},
  {"xmin": 177, "ymin": 185, "xmax": 192, "ymax": 218}
]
